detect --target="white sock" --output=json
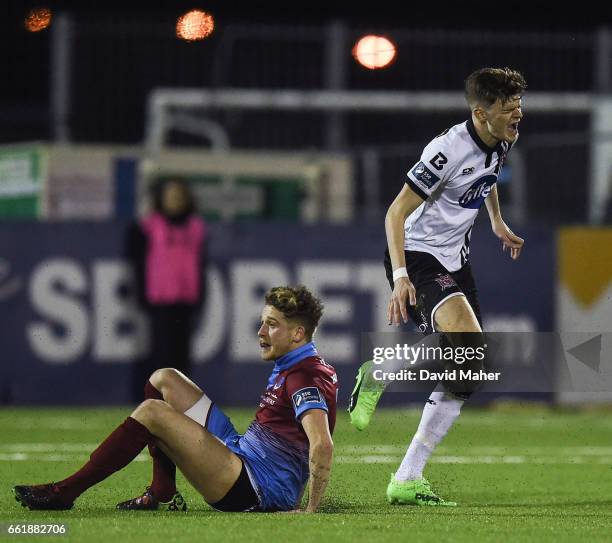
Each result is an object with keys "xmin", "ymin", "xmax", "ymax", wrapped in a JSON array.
[{"xmin": 394, "ymin": 384, "xmax": 463, "ymax": 482}]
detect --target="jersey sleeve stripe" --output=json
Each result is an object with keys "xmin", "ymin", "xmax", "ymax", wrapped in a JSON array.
[
  {"xmin": 295, "ymin": 403, "xmax": 329, "ymax": 420},
  {"xmin": 406, "ymin": 178, "xmax": 428, "ymax": 200}
]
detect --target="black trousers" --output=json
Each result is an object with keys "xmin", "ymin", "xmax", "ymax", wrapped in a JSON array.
[{"xmin": 148, "ymin": 303, "xmax": 196, "ymax": 376}]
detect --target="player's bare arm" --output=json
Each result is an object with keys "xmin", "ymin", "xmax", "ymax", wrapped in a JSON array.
[
  {"xmin": 485, "ymin": 184, "xmax": 524, "ymax": 260},
  {"xmin": 385, "ymin": 184, "xmax": 425, "ymax": 325},
  {"xmin": 300, "ymin": 409, "xmax": 334, "ymax": 512}
]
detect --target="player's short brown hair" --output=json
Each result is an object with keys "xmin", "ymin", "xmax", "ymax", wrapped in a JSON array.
[
  {"xmin": 264, "ymin": 285, "xmax": 324, "ymax": 341},
  {"xmin": 465, "ymin": 67, "xmax": 527, "ymax": 108}
]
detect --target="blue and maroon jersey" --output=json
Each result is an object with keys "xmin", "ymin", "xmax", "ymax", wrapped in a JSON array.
[
  {"xmin": 255, "ymin": 355, "xmax": 338, "ymax": 447},
  {"xmin": 231, "ymin": 342, "xmax": 338, "ymax": 510}
]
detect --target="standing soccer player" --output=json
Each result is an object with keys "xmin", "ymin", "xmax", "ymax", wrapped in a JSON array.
[
  {"xmin": 13, "ymin": 286, "xmax": 337, "ymax": 513},
  {"xmin": 349, "ymin": 67, "xmax": 526, "ymax": 505}
]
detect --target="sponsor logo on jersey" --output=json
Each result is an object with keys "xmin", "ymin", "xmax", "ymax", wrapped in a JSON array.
[
  {"xmin": 458, "ymin": 175, "xmax": 497, "ymax": 209},
  {"xmin": 429, "ymin": 152, "xmax": 448, "ymax": 171},
  {"xmin": 292, "ymin": 387, "xmax": 322, "ymax": 409},
  {"xmin": 262, "ymin": 393, "xmax": 277, "ymax": 406},
  {"xmin": 273, "ymin": 377, "xmax": 285, "ymax": 390},
  {"xmin": 462, "ymin": 167, "xmax": 475, "ymax": 175},
  {"xmin": 410, "ymin": 162, "xmax": 440, "ymax": 189}
]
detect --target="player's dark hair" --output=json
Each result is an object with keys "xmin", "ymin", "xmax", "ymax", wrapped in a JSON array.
[
  {"xmin": 465, "ymin": 67, "xmax": 527, "ymax": 108},
  {"xmin": 265, "ymin": 285, "xmax": 324, "ymax": 341}
]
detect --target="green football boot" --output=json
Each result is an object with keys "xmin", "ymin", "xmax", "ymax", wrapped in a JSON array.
[
  {"xmin": 386, "ymin": 475, "xmax": 457, "ymax": 506},
  {"xmin": 348, "ymin": 360, "xmax": 387, "ymax": 431}
]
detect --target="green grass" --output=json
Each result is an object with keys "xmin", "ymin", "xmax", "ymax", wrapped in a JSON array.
[{"xmin": 2, "ymin": 406, "xmax": 612, "ymax": 542}]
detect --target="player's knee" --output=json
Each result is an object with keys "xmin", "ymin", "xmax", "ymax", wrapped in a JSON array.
[
  {"xmin": 434, "ymin": 298, "xmax": 481, "ymax": 333},
  {"xmin": 142, "ymin": 398, "xmax": 167, "ymax": 413},
  {"xmin": 149, "ymin": 368, "xmax": 182, "ymax": 390},
  {"xmin": 133, "ymin": 398, "xmax": 168, "ymax": 426},
  {"xmin": 442, "ymin": 313, "xmax": 480, "ymax": 333}
]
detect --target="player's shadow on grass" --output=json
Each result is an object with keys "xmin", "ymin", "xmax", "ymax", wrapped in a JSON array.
[
  {"xmin": 317, "ymin": 498, "xmax": 374, "ymax": 514},
  {"xmin": 316, "ymin": 498, "xmax": 443, "ymax": 514}
]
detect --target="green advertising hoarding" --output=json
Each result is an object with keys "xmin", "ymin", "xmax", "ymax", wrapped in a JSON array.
[{"xmin": 0, "ymin": 144, "xmax": 46, "ymax": 218}]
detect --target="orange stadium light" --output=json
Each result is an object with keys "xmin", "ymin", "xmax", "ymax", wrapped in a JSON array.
[
  {"xmin": 24, "ymin": 7, "xmax": 52, "ymax": 33},
  {"xmin": 176, "ymin": 9, "xmax": 215, "ymax": 41},
  {"xmin": 352, "ymin": 35, "xmax": 397, "ymax": 70}
]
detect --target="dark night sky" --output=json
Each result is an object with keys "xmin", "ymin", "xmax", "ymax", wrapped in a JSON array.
[
  {"xmin": 6, "ymin": 0, "xmax": 612, "ymax": 29},
  {"xmin": 2, "ymin": 0, "xmax": 612, "ymax": 142}
]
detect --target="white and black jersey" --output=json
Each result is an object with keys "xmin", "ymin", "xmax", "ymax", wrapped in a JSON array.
[{"xmin": 404, "ymin": 119, "xmax": 512, "ymax": 272}]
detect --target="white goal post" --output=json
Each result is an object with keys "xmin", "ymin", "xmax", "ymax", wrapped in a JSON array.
[{"xmin": 145, "ymin": 88, "xmax": 610, "ymax": 224}]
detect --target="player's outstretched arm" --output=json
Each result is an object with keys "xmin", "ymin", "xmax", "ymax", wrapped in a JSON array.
[
  {"xmin": 485, "ymin": 184, "xmax": 524, "ymax": 260},
  {"xmin": 385, "ymin": 185, "xmax": 424, "ymax": 324},
  {"xmin": 300, "ymin": 409, "xmax": 334, "ymax": 513}
]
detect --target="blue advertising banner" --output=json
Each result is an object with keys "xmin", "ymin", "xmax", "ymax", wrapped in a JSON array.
[{"xmin": 0, "ymin": 220, "xmax": 553, "ymax": 406}]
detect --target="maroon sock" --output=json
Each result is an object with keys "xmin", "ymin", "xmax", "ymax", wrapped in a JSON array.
[
  {"xmin": 56, "ymin": 417, "xmax": 152, "ymax": 502},
  {"xmin": 144, "ymin": 380, "xmax": 177, "ymax": 501}
]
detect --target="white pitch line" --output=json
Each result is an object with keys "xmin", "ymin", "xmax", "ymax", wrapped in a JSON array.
[
  {"xmin": 1, "ymin": 450, "xmax": 610, "ymax": 465},
  {"xmin": 0, "ymin": 443, "xmax": 99, "ymax": 452},
  {"xmin": 5, "ymin": 442, "xmax": 612, "ymax": 456},
  {"xmin": 0, "ymin": 453, "xmax": 149, "ymax": 462},
  {"xmin": 0, "ymin": 419, "xmax": 107, "ymax": 430},
  {"xmin": 337, "ymin": 445, "xmax": 612, "ymax": 455},
  {"xmin": 334, "ymin": 455, "xmax": 612, "ymax": 465},
  {"xmin": 2, "ymin": 443, "xmax": 612, "ymax": 465}
]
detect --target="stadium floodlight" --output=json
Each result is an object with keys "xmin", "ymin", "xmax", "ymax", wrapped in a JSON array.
[
  {"xmin": 176, "ymin": 9, "xmax": 215, "ymax": 41},
  {"xmin": 352, "ymin": 35, "xmax": 397, "ymax": 70},
  {"xmin": 24, "ymin": 7, "xmax": 52, "ymax": 33}
]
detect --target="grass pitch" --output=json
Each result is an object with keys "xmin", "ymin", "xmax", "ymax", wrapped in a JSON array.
[{"xmin": 1, "ymin": 406, "xmax": 612, "ymax": 542}]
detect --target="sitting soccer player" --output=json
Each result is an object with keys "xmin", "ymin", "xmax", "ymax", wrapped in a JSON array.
[{"xmin": 13, "ymin": 285, "xmax": 337, "ymax": 513}]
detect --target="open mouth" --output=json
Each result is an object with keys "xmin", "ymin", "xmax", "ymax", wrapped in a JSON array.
[{"xmin": 508, "ymin": 122, "xmax": 519, "ymax": 135}]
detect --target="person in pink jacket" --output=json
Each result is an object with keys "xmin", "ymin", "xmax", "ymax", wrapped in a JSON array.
[{"xmin": 129, "ymin": 178, "xmax": 207, "ymax": 381}]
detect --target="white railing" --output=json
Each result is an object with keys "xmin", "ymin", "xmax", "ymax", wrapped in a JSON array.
[{"xmin": 145, "ymin": 88, "xmax": 609, "ymax": 223}]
